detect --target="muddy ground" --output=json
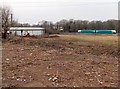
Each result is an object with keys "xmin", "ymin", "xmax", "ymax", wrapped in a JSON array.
[{"xmin": 2, "ymin": 34, "xmax": 119, "ymax": 87}]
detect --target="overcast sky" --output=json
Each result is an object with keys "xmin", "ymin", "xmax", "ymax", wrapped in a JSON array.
[{"xmin": 0, "ymin": 0, "xmax": 119, "ymax": 24}]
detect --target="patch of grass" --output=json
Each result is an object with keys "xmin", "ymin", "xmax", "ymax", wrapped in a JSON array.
[{"xmin": 59, "ymin": 34, "xmax": 118, "ymax": 45}]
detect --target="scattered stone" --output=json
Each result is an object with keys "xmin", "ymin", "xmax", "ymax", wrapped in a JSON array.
[
  {"xmin": 30, "ymin": 53, "xmax": 33, "ymax": 55},
  {"xmin": 16, "ymin": 78, "xmax": 21, "ymax": 81},
  {"xmin": 21, "ymin": 49, "xmax": 24, "ymax": 51},
  {"xmin": 52, "ymin": 77, "xmax": 58, "ymax": 82},
  {"xmin": 73, "ymin": 86, "xmax": 76, "ymax": 87},
  {"xmin": 85, "ymin": 72, "xmax": 91, "ymax": 75},
  {"xmin": 6, "ymin": 58, "xmax": 9, "ymax": 61},
  {"xmin": 49, "ymin": 77, "xmax": 52, "ymax": 81},
  {"xmin": 89, "ymin": 79, "xmax": 94, "ymax": 81},
  {"xmin": 23, "ymin": 79, "xmax": 26, "ymax": 82}
]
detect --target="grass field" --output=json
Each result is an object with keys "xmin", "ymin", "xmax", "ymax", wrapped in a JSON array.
[{"xmin": 59, "ymin": 34, "xmax": 118, "ymax": 45}]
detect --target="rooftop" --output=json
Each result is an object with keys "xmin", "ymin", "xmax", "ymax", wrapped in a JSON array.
[{"xmin": 9, "ymin": 27, "xmax": 45, "ymax": 31}]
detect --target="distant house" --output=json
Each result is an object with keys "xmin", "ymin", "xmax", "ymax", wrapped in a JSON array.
[{"xmin": 9, "ymin": 27, "xmax": 45, "ymax": 36}]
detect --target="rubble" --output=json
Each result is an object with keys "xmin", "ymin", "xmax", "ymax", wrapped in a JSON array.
[{"xmin": 2, "ymin": 34, "xmax": 118, "ymax": 87}]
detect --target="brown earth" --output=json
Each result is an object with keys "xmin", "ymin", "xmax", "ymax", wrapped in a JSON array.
[{"xmin": 2, "ymin": 34, "xmax": 119, "ymax": 87}]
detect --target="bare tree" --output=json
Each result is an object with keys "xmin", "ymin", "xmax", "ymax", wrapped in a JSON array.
[
  {"xmin": 0, "ymin": 6, "xmax": 12, "ymax": 39},
  {"xmin": 0, "ymin": 7, "xmax": 2, "ymax": 33}
]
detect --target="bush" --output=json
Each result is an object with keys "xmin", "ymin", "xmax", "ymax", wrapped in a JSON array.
[{"xmin": 45, "ymin": 29, "xmax": 60, "ymax": 34}]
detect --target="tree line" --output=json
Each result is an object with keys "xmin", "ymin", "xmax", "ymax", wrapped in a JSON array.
[
  {"xmin": 18, "ymin": 19, "xmax": 118, "ymax": 34},
  {"xmin": 39, "ymin": 19, "xmax": 118, "ymax": 34}
]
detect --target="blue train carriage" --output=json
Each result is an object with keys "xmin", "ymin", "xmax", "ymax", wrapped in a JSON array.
[
  {"xmin": 96, "ymin": 30, "xmax": 116, "ymax": 34},
  {"xmin": 78, "ymin": 30, "xmax": 116, "ymax": 34},
  {"xmin": 78, "ymin": 30, "xmax": 95, "ymax": 33}
]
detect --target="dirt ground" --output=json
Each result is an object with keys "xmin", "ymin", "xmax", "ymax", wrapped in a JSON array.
[{"xmin": 2, "ymin": 34, "xmax": 119, "ymax": 87}]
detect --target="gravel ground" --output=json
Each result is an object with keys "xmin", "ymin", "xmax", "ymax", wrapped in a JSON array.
[{"xmin": 2, "ymin": 34, "xmax": 119, "ymax": 87}]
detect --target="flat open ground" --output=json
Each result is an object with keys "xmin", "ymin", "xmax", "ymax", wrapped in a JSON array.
[{"xmin": 2, "ymin": 33, "xmax": 119, "ymax": 87}]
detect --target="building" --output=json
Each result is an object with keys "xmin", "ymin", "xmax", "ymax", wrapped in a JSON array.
[{"xmin": 9, "ymin": 27, "xmax": 45, "ymax": 36}]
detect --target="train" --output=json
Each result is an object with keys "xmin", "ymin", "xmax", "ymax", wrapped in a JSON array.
[{"xmin": 78, "ymin": 30, "xmax": 116, "ymax": 34}]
